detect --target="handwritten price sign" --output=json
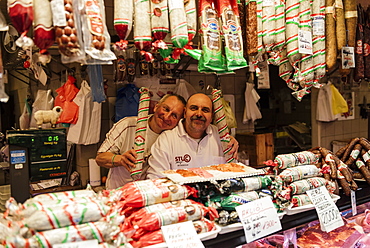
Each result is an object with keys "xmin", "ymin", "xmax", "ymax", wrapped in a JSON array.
[
  {"xmin": 236, "ymin": 197, "xmax": 282, "ymax": 243},
  {"xmin": 161, "ymin": 221, "xmax": 204, "ymax": 248},
  {"xmin": 307, "ymin": 186, "xmax": 344, "ymax": 233},
  {"xmin": 53, "ymin": 240, "xmax": 98, "ymax": 248}
]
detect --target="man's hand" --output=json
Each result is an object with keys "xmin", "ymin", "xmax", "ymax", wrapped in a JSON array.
[
  {"xmin": 119, "ymin": 149, "xmax": 137, "ymax": 170},
  {"xmin": 228, "ymin": 135, "xmax": 239, "ymax": 160}
]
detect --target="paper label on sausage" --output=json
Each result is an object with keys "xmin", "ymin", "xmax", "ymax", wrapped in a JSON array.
[
  {"xmin": 334, "ymin": 0, "xmax": 343, "ymax": 9},
  {"xmin": 345, "ymin": 10, "xmax": 358, "ymax": 19},
  {"xmin": 298, "ymin": 29, "xmax": 313, "ymax": 54},
  {"xmin": 168, "ymin": 0, "xmax": 184, "ymax": 10},
  {"xmin": 51, "ymin": 0, "xmax": 67, "ymax": 26},
  {"xmin": 312, "ymin": 16, "xmax": 325, "ymax": 36},
  {"xmin": 341, "ymin": 47, "xmax": 355, "ymax": 69},
  {"xmin": 363, "ymin": 151, "xmax": 370, "ymax": 162}
]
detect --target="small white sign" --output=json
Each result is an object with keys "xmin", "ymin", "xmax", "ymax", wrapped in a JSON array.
[
  {"xmin": 307, "ymin": 186, "xmax": 344, "ymax": 233},
  {"xmin": 236, "ymin": 197, "xmax": 282, "ymax": 243},
  {"xmin": 51, "ymin": 0, "xmax": 68, "ymax": 27},
  {"xmin": 312, "ymin": 16, "xmax": 325, "ymax": 35},
  {"xmin": 351, "ymin": 190, "xmax": 357, "ymax": 216},
  {"xmin": 53, "ymin": 239, "xmax": 99, "ymax": 248},
  {"xmin": 341, "ymin": 47, "xmax": 355, "ymax": 69},
  {"xmin": 161, "ymin": 221, "xmax": 205, "ymax": 248},
  {"xmin": 298, "ymin": 30, "xmax": 313, "ymax": 54}
]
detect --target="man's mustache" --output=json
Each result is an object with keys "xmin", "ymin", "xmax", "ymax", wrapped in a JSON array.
[{"xmin": 191, "ymin": 116, "xmax": 206, "ymax": 121}]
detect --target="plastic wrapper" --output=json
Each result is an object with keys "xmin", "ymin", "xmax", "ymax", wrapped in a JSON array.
[
  {"xmin": 123, "ymin": 202, "xmax": 218, "ymax": 239},
  {"xmin": 168, "ymin": 0, "xmax": 188, "ymax": 48},
  {"xmin": 113, "ymin": 0, "xmax": 133, "ymax": 50},
  {"xmin": 6, "ymin": 221, "xmax": 119, "ymax": 248},
  {"xmin": 23, "ymin": 200, "xmax": 108, "ymax": 231},
  {"xmin": 216, "ymin": 0, "xmax": 247, "ymax": 70},
  {"xmin": 278, "ymin": 177, "xmax": 328, "ymax": 201},
  {"xmin": 216, "ymin": 175, "xmax": 272, "ymax": 195},
  {"xmin": 130, "ymin": 87, "xmax": 150, "ymax": 180},
  {"xmin": 217, "ymin": 210, "xmax": 239, "ymax": 226},
  {"xmin": 256, "ymin": 0, "xmax": 263, "ymax": 53},
  {"xmin": 312, "ymin": 0, "xmax": 326, "ymax": 84},
  {"xmin": 275, "ymin": 151, "xmax": 319, "ymax": 170},
  {"xmin": 290, "ymin": 193, "xmax": 312, "ymax": 207},
  {"xmin": 151, "ymin": 0, "xmax": 169, "ymax": 49},
  {"xmin": 185, "ymin": 0, "xmax": 197, "ymax": 43},
  {"xmin": 261, "ymin": 0, "xmax": 276, "ymax": 51},
  {"xmin": 130, "ymin": 218, "xmax": 216, "ymax": 247},
  {"xmin": 134, "ymin": 0, "xmax": 152, "ymax": 52},
  {"xmin": 79, "ymin": 0, "xmax": 116, "ymax": 63},
  {"xmin": 33, "ymin": 0, "xmax": 55, "ymax": 64},
  {"xmin": 198, "ymin": 0, "xmax": 225, "ymax": 71},
  {"xmin": 117, "ymin": 178, "xmax": 197, "ymax": 208},
  {"xmin": 87, "ymin": 64, "xmax": 106, "ymax": 103},
  {"xmin": 277, "ymin": 165, "xmax": 322, "ymax": 183},
  {"xmin": 7, "ymin": 0, "xmax": 34, "ymax": 50},
  {"xmin": 23, "ymin": 188, "xmax": 97, "ymax": 205}
]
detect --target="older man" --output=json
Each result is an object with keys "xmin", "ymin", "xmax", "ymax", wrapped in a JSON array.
[
  {"xmin": 147, "ymin": 93, "xmax": 237, "ymax": 178},
  {"xmin": 96, "ymin": 94, "xmax": 186, "ymax": 189}
]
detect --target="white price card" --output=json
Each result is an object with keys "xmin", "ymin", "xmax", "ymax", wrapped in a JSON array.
[
  {"xmin": 236, "ymin": 196, "xmax": 282, "ymax": 243},
  {"xmin": 53, "ymin": 239, "xmax": 98, "ymax": 248},
  {"xmin": 161, "ymin": 221, "xmax": 205, "ymax": 248},
  {"xmin": 307, "ymin": 186, "xmax": 344, "ymax": 233},
  {"xmin": 341, "ymin": 47, "xmax": 355, "ymax": 69},
  {"xmin": 351, "ymin": 190, "xmax": 357, "ymax": 216},
  {"xmin": 298, "ymin": 30, "xmax": 313, "ymax": 54}
]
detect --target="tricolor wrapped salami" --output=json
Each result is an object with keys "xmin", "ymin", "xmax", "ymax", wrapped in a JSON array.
[
  {"xmin": 168, "ymin": 0, "xmax": 188, "ymax": 48},
  {"xmin": 256, "ymin": 0, "xmax": 264, "ymax": 53},
  {"xmin": 151, "ymin": 0, "xmax": 169, "ymax": 49},
  {"xmin": 33, "ymin": 0, "xmax": 55, "ymax": 64},
  {"xmin": 277, "ymin": 165, "xmax": 322, "ymax": 183},
  {"xmin": 7, "ymin": 0, "xmax": 34, "ymax": 49},
  {"xmin": 275, "ymin": 151, "xmax": 319, "ymax": 170},
  {"xmin": 113, "ymin": 0, "xmax": 133, "ymax": 50},
  {"xmin": 285, "ymin": 0, "xmax": 301, "ymax": 70},
  {"xmin": 261, "ymin": 0, "xmax": 276, "ymax": 52},
  {"xmin": 185, "ymin": 0, "xmax": 197, "ymax": 43},
  {"xmin": 134, "ymin": 0, "xmax": 152, "ymax": 52},
  {"xmin": 312, "ymin": 0, "xmax": 326, "ymax": 84}
]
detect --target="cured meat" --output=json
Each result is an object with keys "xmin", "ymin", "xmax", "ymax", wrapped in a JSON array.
[
  {"xmin": 185, "ymin": 0, "xmax": 197, "ymax": 43},
  {"xmin": 168, "ymin": 0, "xmax": 188, "ymax": 48},
  {"xmin": 114, "ymin": 0, "xmax": 133, "ymax": 49},
  {"xmin": 354, "ymin": 4, "xmax": 365, "ymax": 82},
  {"xmin": 364, "ymin": 6, "xmax": 370, "ymax": 78},
  {"xmin": 285, "ymin": 0, "xmax": 301, "ymax": 71},
  {"xmin": 274, "ymin": 151, "xmax": 319, "ymax": 170},
  {"xmin": 277, "ymin": 165, "xmax": 321, "ymax": 183},
  {"xmin": 336, "ymin": 0, "xmax": 346, "ymax": 52},
  {"xmin": 7, "ymin": 0, "xmax": 34, "ymax": 49},
  {"xmin": 325, "ymin": 0, "xmax": 337, "ymax": 72},
  {"xmin": 245, "ymin": 0, "xmax": 258, "ymax": 56},
  {"xmin": 272, "ymin": 0, "xmax": 286, "ymax": 55},
  {"xmin": 33, "ymin": 0, "xmax": 54, "ymax": 63},
  {"xmin": 134, "ymin": 0, "xmax": 152, "ymax": 51},
  {"xmin": 312, "ymin": 0, "xmax": 326, "ymax": 84},
  {"xmin": 151, "ymin": 0, "xmax": 169, "ymax": 49},
  {"xmin": 256, "ymin": 0, "xmax": 264, "ymax": 53},
  {"xmin": 261, "ymin": 0, "xmax": 276, "ymax": 51}
]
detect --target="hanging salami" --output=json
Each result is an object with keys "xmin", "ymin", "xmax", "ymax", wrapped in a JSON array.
[
  {"xmin": 151, "ymin": 0, "xmax": 169, "ymax": 50},
  {"xmin": 134, "ymin": 0, "xmax": 153, "ymax": 53},
  {"xmin": 312, "ymin": 0, "xmax": 326, "ymax": 83},
  {"xmin": 216, "ymin": 0, "xmax": 247, "ymax": 70},
  {"xmin": 7, "ymin": 0, "xmax": 34, "ymax": 49},
  {"xmin": 325, "ymin": 0, "xmax": 337, "ymax": 72},
  {"xmin": 354, "ymin": 4, "xmax": 365, "ymax": 82},
  {"xmin": 285, "ymin": 0, "xmax": 301, "ymax": 77},
  {"xmin": 245, "ymin": 0, "xmax": 258, "ymax": 56},
  {"xmin": 33, "ymin": 0, "xmax": 55, "ymax": 64},
  {"xmin": 261, "ymin": 0, "xmax": 276, "ymax": 52},
  {"xmin": 114, "ymin": 0, "xmax": 133, "ymax": 50},
  {"xmin": 168, "ymin": 0, "xmax": 188, "ymax": 48},
  {"xmin": 185, "ymin": 0, "xmax": 197, "ymax": 44}
]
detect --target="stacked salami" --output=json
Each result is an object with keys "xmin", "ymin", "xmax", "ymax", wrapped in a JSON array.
[
  {"xmin": 3, "ymin": 188, "xmax": 130, "ymax": 248},
  {"xmin": 110, "ymin": 178, "xmax": 218, "ymax": 247}
]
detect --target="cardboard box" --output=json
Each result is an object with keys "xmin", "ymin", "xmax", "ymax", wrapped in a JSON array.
[{"xmin": 236, "ymin": 133, "xmax": 274, "ymax": 167}]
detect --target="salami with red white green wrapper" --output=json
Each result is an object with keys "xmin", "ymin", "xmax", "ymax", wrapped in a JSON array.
[
  {"xmin": 151, "ymin": 0, "xmax": 169, "ymax": 49},
  {"xmin": 114, "ymin": 0, "xmax": 133, "ymax": 50},
  {"xmin": 134, "ymin": 0, "xmax": 152, "ymax": 51},
  {"xmin": 168, "ymin": 0, "xmax": 188, "ymax": 48}
]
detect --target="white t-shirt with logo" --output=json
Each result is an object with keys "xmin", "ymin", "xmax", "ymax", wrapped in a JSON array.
[{"xmin": 147, "ymin": 120, "xmax": 226, "ymax": 179}]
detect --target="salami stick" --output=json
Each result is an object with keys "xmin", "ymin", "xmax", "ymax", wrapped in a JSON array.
[
  {"xmin": 262, "ymin": 0, "xmax": 276, "ymax": 52},
  {"xmin": 336, "ymin": 0, "xmax": 346, "ymax": 52},
  {"xmin": 335, "ymin": 142, "xmax": 350, "ymax": 158},
  {"xmin": 361, "ymin": 149, "xmax": 370, "ymax": 169},
  {"xmin": 312, "ymin": 0, "xmax": 326, "ymax": 83},
  {"xmin": 359, "ymin": 137, "xmax": 370, "ymax": 150},
  {"xmin": 344, "ymin": 0, "xmax": 358, "ymax": 48},
  {"xmin": 320, "ymin": 147, "xmax": 337, "ymax": 179},
  {"xmin": 344, "ymin": 143, "xmax": 362, "ymax": 167},
  {"xmin": 356, "ymin": 159, "xmax": 370, "ymax": 184},
  {"xmin": 341, "ymin": 137, "xmax": 360, "ymax": 162},
  {"xmin": 354, "ymin": 4, "xmax": 365, "ymax": 82},
  {"xmin": 350, "ymin": 179, "xmax": 358, "ymax": 191},
  {"xmin": 333, "ymin": 155, "xmax": 353, "ymax": 182},
  {"xmin": 245, "ymin": 0, "xmax": 258, "ymax": 56},
  {"xmin": 325, "ymin": 0, "xmax": 337, "ymax": 72},
  {"xmin": 114, "ymin": 0, "xmax": 133, "ymax": 49},
  {"xmin": 337, "ymin": 170, "xmax": 351, "ymax": 196}
]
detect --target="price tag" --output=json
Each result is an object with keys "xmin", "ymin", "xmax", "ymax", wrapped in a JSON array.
[
  {"xmin": 312, "ymin": 16, "xmax": 325, "ymax": 36},
  {"xmin": 351, "ymin": 190, "xmax": 357, "ymax": 216},
  {"xmin": 53, "ymin": 239, "xmax": 99, "ymax": 248},
  {"xmin": 236, "ymin": 196, "xmax": 282, "ymax": 243},
  {"xmin": 298, "ymin": 30, "xmax": 313, "ymax": 54},
  {"xmin": 161, "ymin": 221, "xmax": 205, "ymax": 248},
  {"xmin": 341, "ymin": 47, "xmax": 355, "ymax": 69},
  {"xmin": 51, "ymin": 0, "xmax": 68, "ymax": 27},
  {"xmin": 307, "ymin": 186, "xmax": 344, "ymax": 233}
]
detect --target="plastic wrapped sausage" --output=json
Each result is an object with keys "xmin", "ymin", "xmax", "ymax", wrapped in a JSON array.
[
  {"xmin": 168, "ymin": 0, "xmax": 188, "ymax": 48},
  {"xmin": 275, "ymin": 151, "xmax": 319, "ymax": 170},
  {"xmin": 114, "ymin": 0, "xmax": 133, "ymax": 50},
  {"xmin": 278, "ymin": 165, "xmax": 322, "ymax": 183},
  {"xmin": 312, "ymin": 0, "xmax": 326, "ymax": 84},
  {"xmin": 325, "ymin": 0, "xmax": 337, "ymax": 72},
  {"xmin": 151, "ymin": 0, "xmax": 169, "ymax": 49},
  {"xmin": 185, "ymin": 0, "xmax": 197, "ymax": 43}
]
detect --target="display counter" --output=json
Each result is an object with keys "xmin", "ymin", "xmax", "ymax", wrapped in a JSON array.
[{"xmin": 204, "ymin": 180, "xmax": 370, "ymax": 248}]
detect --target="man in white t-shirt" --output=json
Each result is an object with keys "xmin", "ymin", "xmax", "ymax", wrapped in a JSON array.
[
  {"xmin": 147, "ymin": 93, "xmax": 238, "ymax": 178},
  {"xmin": 96, "ymin": 94, "xmax": 186, "ymax": 189}
]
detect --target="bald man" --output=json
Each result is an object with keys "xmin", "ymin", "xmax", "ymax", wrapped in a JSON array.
[{"xmin": 147, "ymin": 93, "xmax": 238, "ymax": 178}]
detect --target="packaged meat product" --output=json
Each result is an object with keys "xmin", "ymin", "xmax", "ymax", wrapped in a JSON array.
[
  {"xmin": 113, "ymin": 0, "xmax": 133, "ymax": 50},
  {"xmin": 261, "ymin": 0, "xmax": 276, "ymax": 52},
  {"xmin": 151, "ymin": 0, "xmax": 169, "ymax": 50},
  {"xmin": 245, "ymin": 0, "xmax": 258, "ymax": 56},
  {"xmin": 277, "ymin": 165, "xmax": 322, "ymax": 183},
  {"xmin": 185, "ymin": 0, "xmax": 197, "ymax": 43},
  {"xmin": 275, "ymin": 151, "xmax": 320, "ymax": 170},
  {"xmin": 354, "ymin": 4, "xmax": 365, "ymax": 82},
  {"xmin": 290, "ymin": 193, "xmax": 312, "ymax": 207},
  {"xmin": 168, "ymin": 0, "xmax": 188, "ymax": 48},
  {"xmin": 312, "ymin": 0, "xmax": 326, "ymax": 84},
  {"xmin": 216, "ymin": 175, "xmax": 272, "ymax": 195},
  {"xmin": 288, "ymin": 177, "xmax": 327, "ymax": 195},
  {"xmin": 272, "ymin": 0, "xmax": 286, "ymax": 53},
  {"xmin": 130, "ymin": 218, "xmax": 216, "ymax": 247},
  {"xmin": 198, "ymin": 0, "xmax": 225, "ymax": 71},
  {"xmin": 256, "ymin": 0, "xmax": 264, "ymax": 53},
  {"xmin": 23, "ymin": 188, "xmax": 97, "ymax": 204},
  {"xmin": 7, "ymin": 0, "xmax": 34, "ymax": 49},
  {"xmin": 285, "ymin": 0, "xmax": 301, "ymax": 71},
  {"xmin": 24, "ymin": 200, "xmax": 108, "ymax": 231},
  {"xmin": 33, "ymin": 0, "xmax": 55, "ymax": 64},
  {"xmin": 134, "ymin": 0, "xmax": 152, "ymax": 51},
  {"xmin": 216, "ymin": 0, "xmax": 247, "ymax": 70},
  {"xmin": 124, "ymin": 202, "xmax": 218, "ymax": 239},
  {"xmin": 79, "ymin": 0, "xmax": 116, "ymax": 63},
  {"xmin": 6, "ymin": 221, "xmax": 119, "ymax": 248},
  {"xmin": 278, "ymin": 49, "xmax": 295, "ymax": 86},
  {"xmin": 118, "ymin": 178, "xmax": 197, "ymax": 208}
]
